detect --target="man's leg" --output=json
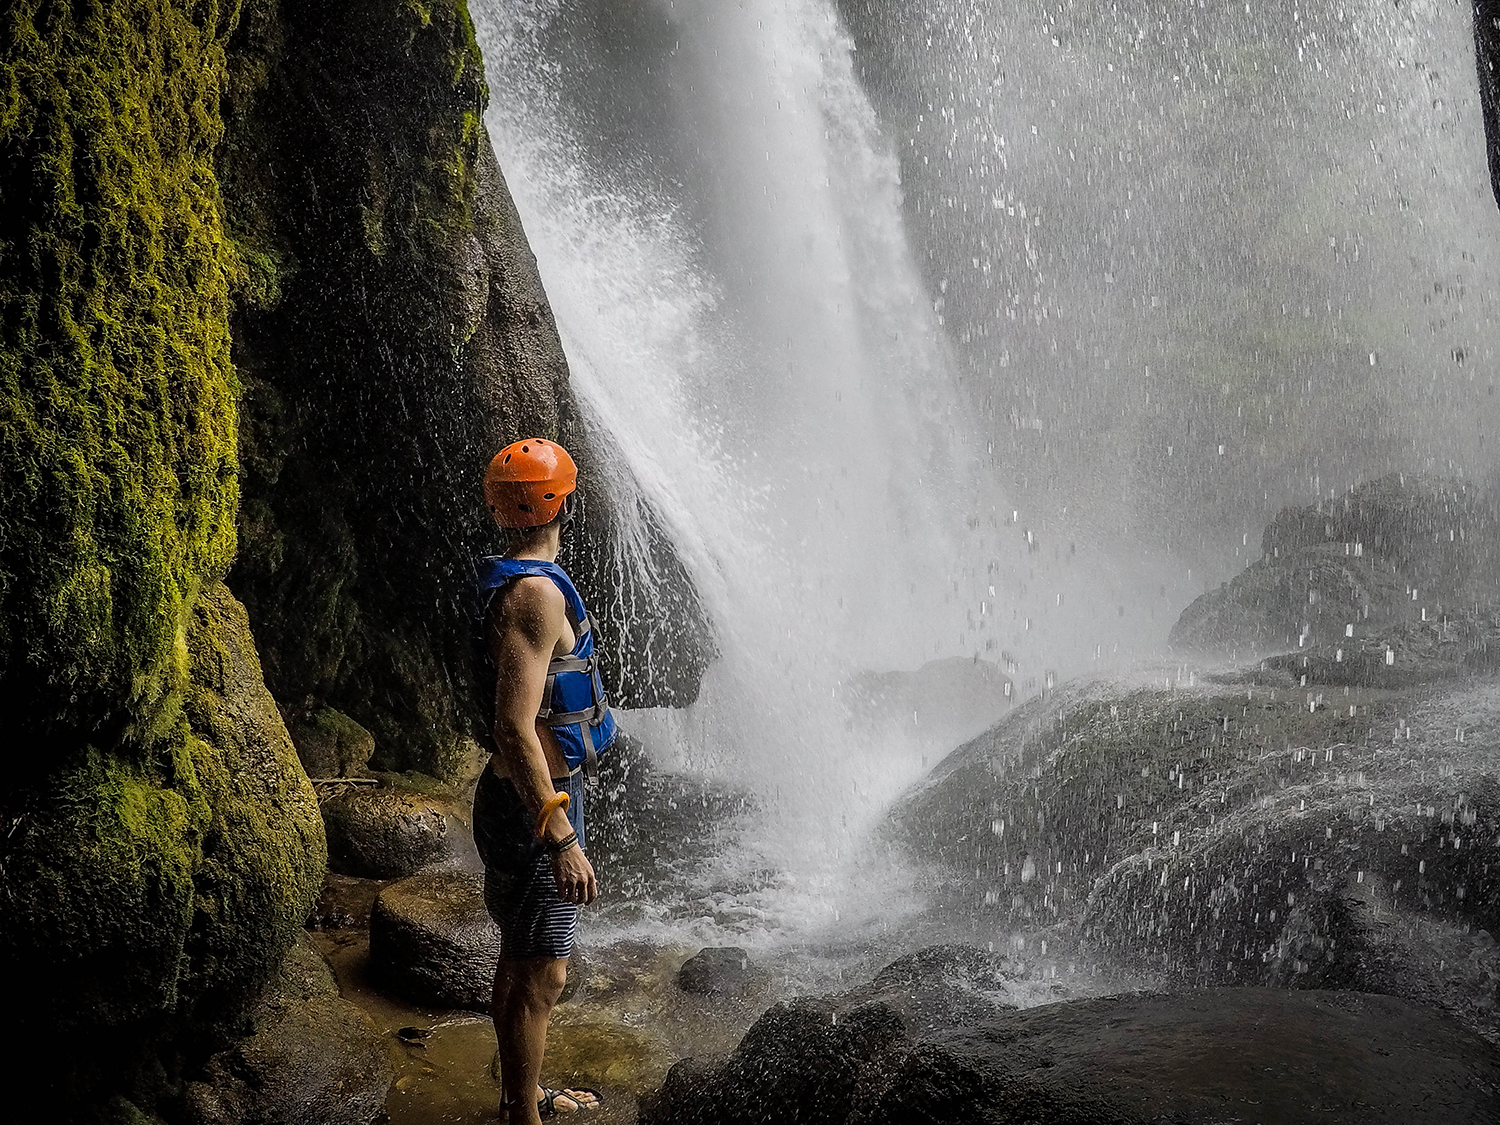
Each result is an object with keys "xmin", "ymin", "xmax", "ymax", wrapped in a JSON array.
[{"xmin": 493, "ymin": 955, "xmax": 597, "ymax": 1122}]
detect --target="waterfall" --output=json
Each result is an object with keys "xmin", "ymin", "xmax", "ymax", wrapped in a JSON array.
[
  {"xmin": 841, "ymin": 0, "xmax": 1500, "ymax": 571},
  {"xmin": 468, "ymin": 0, "xmax": 1500, "ymax": 952},
  {"xmin": 469, "ymin": 0, "xmax": 1004, "ymax": 945}
]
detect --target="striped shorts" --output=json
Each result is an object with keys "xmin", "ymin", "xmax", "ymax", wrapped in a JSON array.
[{"xmin": 472, "ymin": 768, "xmax": 585, "ymax": 960}]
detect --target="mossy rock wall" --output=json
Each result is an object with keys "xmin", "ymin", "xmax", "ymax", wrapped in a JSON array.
[
  {"xmin": 5, "ymin": 583, "xmax": 324, "ymax": 1106},
  {"xmin": 224, "ymin": 0, "xmax": 712, "ymax": 779},
  {"xmin": 0, "ymin": 0, "xmax": 241, "ymax": 747}
]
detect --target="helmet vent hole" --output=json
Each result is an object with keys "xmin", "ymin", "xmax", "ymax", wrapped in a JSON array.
[
  {"xmin": 544, "ymin": 492, "xmax": 555, "ymax": 500},
  {"xmin": 518, "ymin": 503, "xmax": 532, "ymax": 512},
  {"xmin": 522, "ymin": 444, "xmax": 530, "ymax": 452},
  {"xmin": 503, "ymin": 453, "xmax": 511, "ymax": 463}
]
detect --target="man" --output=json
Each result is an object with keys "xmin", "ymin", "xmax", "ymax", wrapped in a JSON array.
[{"xmin": 473, "ymin": 437, "xmax": 617, "ymax": 1121}]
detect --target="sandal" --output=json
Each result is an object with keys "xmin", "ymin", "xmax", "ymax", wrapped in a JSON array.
[{"xmin": 538, "ymin": 1087, "xmax": 603, "ymax": 1117}]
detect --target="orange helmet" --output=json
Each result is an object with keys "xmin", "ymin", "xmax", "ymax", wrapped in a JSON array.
[{"xmin": 483, "ymin": 438, "xmax": 578, "ymax": 528}]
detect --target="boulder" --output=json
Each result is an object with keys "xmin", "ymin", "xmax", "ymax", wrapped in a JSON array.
[
  {"xmin": 369, "ymin": 873, "xmax": 500, "ymax": 1011},
  {"xmin": 309, "ymin": 873, "xmax": 386, "ymax": 932},
  {"xmin": 676, "ymin": 947, "xmax": 753, "ymax": 996},
  {"xmin": 322, "ymin": 784, "xmax": 465, "ymax": 879},
  {"xmin": 288, "ymin": 707, "xmax": 375, "ymax": 779},
  {"xmin": 893, "ymin": 674, "xmax": 1500, "ymax": 1041},
  {"xmin": 1259, "ymin": 608, "xmax": 1500, "ymax": 689},
  {"xmin": 181, "ymin": 936, "xmax": 392, "ymax": 1125},
  {"xmin": 4, "ymin": 585, "xmax": 325, "ymax": 1066},
  {"xmin": 856, "ymin": 989, "xmax": 1500, "ymax": 1125},
  {"xmin": 649, "ymin": 962, "xmax": 1500, "ymax": 1125},
  {"xmin": 652, "ymin": 997, "xmax": 908, "ymax": 1125},
  {"xmin": 1172, "ymin": 475, "xmax": 1500, "ymax": 662},
  {"xmin": 647, "ymin": 945, "xmax": 1025, "ymax": 1125},
  {"xmin": 859, "ymin": 945, "xmax": 1046, "ymax": 1033}
]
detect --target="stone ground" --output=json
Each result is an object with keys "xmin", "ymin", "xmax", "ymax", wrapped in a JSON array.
[{"xmin": 310, "ymin": 875, "xmax": 776, "ymax": 1124}]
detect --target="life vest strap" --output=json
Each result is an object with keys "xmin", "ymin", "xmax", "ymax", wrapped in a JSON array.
[
  {"xmin": 542, "ymin": 697, "xmax": 608, "ymax": 781},
  {"xmin": 542, "ymin": 698, "xmax": 610, "ymax": 727}
]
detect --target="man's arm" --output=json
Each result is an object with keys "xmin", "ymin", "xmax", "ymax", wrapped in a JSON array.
[{"xmin": 488, "ymin": 577, "xmax": 598, "ymax": 905}]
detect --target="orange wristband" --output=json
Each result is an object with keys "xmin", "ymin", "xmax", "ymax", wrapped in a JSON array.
[{"xmin": 535, "ymin": 791, "xmax": 570, "ymax": 840}]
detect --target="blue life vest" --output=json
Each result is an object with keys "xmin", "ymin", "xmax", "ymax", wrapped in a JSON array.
[{"xmin": 477, "ymin": 557, "xmax": 617, "ymax": 776}]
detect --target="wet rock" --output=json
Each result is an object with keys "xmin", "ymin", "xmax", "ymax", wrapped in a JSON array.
[
  {"xmin": 0, "ymin": 582, "xmax": 326, "ymax": 1117},
  {"xmin": 650, "ymin": 996, "xmax": 908, "ymax": 1125},
  {"xmin": 894, "ymin": 675, "xmax": 1500, "ymax": 1041},
  {"xmin": 1260, "ymin": 608, "xmax": 1500, "ymax": 689},
  {"xmin": 309, "ymin": 873, "xmax": 386, "ymax": 931},
  {"xmin": 181, "ymin": 935, "xmax": 392, "ymax": 1125},
  {"xmin": 644, "ymin": 945, "xmax": 1024, "ymax": 1125},
  {"xmin": 322, "ymin": 784, "xmax": 464, "ymax": 879},
  {"xmin": 650, "ymin": 972, "xmax": 1499, "ymax": 1125},
  {"xmin": 288, "ymin": 707, "xmax": 375, "ymax": 779},
  {"xmin": 676, "ymin": 947, "xmax": 752, "ymax": 996},
  {"xmin": 855, "ymin": 989, "xmax": 1500, "ymax": 1125},
  {"xmin": 855, "ymin": 945, "xmax": 1031, "ymax": 1034},
  {"xmin": 1172, "ymin": 475, "xmax": 1500, "ymax": 661},
  {"xmin": 369, "ymin": 873, "xmax": 500, "ymax": 1011}
]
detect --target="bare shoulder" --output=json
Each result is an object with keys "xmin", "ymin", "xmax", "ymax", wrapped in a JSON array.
[{"xmin": 492, "ymin": 574, "xmax": 566, "ymax": 642}]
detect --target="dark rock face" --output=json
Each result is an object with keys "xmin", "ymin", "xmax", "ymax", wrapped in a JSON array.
[
  {"xmin": 1172, "ymin": 475, "xmax": 1500, "ymax": 668},
  {"xmin": 857, "ymin": 989, "xmax": 1500, "ymax": 1125},
  {"xmin": 369, "ymin": 873, "xmax": 500, "ymax": 1011},
  {"xmin": 1476, "ymin": 0, "xmax": 1500, "ymax": 211},
  {"xmin": 222, "ymin": 0, "xmax": 712, "ymax": 781},
  {"xmin": 863, "ymin": 946, "xmax": 1033, "ymax": 1034},
  {"xmin": 650, "ymin": 946, "xmax": 1499, "ymax": 1125},
  {"xmin": 322, "ymin": 785, "xmax": 463, "ymax": 879},
  {"xmin": 180, "ymin": 936, "xmax": 392, "ymax": 1125},
  {"xmin": 654, "ymin": 998, "xmax": 909, "ymax": 1125}
]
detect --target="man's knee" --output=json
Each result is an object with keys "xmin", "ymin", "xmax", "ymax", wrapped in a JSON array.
[{"xmin": 502, "ymin": 956, "xmax": 568, "ymax": 1005}]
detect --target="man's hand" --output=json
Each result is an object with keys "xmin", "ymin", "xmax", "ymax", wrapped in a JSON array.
[{"xmin": 551, "ymin": 846, "xmax": 597, "ymax": 905}]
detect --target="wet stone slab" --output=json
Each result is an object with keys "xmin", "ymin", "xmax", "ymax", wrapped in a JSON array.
[{"xmin": 860, "ymin": 988, "xmax": 1500, "ymax": 1125}]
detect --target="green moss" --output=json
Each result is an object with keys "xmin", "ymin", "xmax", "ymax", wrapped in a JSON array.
[
  {"xmin": 178, "ymin": 583, "xmax": 326, "ymax": 1027},
  {"xmin": 0, "ymin": 0, "xmax": 243, "ymax": 742},
  {"xmin": 1, "ymin": 744, "xmax": 207, "ymax": 1029},
  {"xmin": 0, "ymin": 582, "xmax": 322, "ymax": 1064}
]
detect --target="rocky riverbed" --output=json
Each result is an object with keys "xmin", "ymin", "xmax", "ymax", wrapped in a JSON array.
[{"xmin": 197, "ymin": 477, "xmax": 1500, "ymax": 1123}]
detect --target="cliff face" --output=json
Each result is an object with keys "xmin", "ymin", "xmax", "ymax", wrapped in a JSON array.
[
  {"xmin": 0, "ymin": 6, "xmax": 323, "ymax": 1085},
  {"xmin": 2, "ymin": 0, "xmax": 709, "ymax": 1114},
  {"xmin": 224, "ymin": 0, "xmax": 713, "ymax": 781},
  {"xmin": 1477, "ymin": 0, "xmax": 1500, "ymax": 210},
  {"xmin": 0, "ymin": 0, "xmax": 240, "ymax": 749}
]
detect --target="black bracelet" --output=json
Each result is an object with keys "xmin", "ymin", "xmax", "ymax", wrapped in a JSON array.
[{"xmin": 546, "ymin": 831, "xmax": 578, "ymax": 855}]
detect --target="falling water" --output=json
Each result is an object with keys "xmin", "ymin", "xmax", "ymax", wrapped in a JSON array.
[
  {"xmin": 469, "ymin": 0, "xmax": 1500, "ymax": 959},
  {"xmin": 470, "ymin": 0, "xmax": 1000, "ymax": 949},
  {"xmin": 842, "ymin": 0, "xmax": 1500, "ymax": 572}
]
